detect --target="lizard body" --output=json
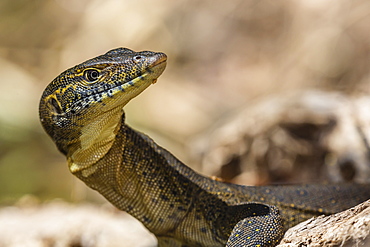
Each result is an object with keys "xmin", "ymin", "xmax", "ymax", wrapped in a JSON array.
[{"xmin": 39, "ymin": 48, "xmax": 370, "ymax": 247}]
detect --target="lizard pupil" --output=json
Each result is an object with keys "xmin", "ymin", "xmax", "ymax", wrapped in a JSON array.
[{"xmin": 84, "ymin": 69, "xmax": 100, "ymax": 82}]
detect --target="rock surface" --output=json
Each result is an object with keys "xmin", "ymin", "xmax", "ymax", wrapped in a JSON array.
[
  {"xmin": 0, "ymin": 201, "xmax": 156, "ymax": 247},
  {"xmin": 278, "ymin": 199, "xmax": 370, "ymax": 247}
]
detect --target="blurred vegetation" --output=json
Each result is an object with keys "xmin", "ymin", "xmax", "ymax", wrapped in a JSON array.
[{"xmin": 0, "ymin": 0, "xmax": 369, "ymax": 204}]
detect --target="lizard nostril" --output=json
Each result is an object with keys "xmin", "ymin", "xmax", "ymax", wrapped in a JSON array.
[{"xmin": 133, "ymin": 55, "xmax": 144, "ymax": 63}]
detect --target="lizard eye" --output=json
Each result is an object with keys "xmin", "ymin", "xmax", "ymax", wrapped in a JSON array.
[{"xmin": 84, "ymin": 69, "xmax": 100, "ymax": 82}]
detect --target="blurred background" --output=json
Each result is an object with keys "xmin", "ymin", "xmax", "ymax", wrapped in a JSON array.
[
  {"xmin": 1, "ymin": 0, "xmax": 370, "ymax": 204},
  {"xmin": 0, "ymin": 0, "xmax": 369, "ymax": 219}
]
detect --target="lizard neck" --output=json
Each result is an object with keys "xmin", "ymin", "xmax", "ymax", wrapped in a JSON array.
[{"xmin": 72, "ymin": 115, "xmax": 230, "ymax": 243}]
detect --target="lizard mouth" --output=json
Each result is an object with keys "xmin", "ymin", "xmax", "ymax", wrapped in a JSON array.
[
  {"xmin": 143, "ymin": 53, "xmax": 167, "ymax": 82},
  {"xmin": 150, "ymin": 56, "xmax": 167, "ymax": 84},
  {"xmin": 148, "ymin": 59, "xmax": 167, "ymax": 84},
  {"xmin": 131, "ymin": 52, "xmax": 167, "ymax": 86}
]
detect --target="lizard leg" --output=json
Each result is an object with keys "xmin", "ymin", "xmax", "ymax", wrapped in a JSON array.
[{"xmin": 225, "ymin": 204, "xmax": 284, "ymax": 247}]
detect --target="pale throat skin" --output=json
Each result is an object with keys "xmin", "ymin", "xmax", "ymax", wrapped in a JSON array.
[{"xmin": 39, "ymin": 48, "xmax": 370, "ymax": 247}]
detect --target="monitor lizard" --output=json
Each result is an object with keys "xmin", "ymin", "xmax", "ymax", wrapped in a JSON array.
[{"xmin": 39, "ymin": 48, "xmax": 370, "ymax": 247}]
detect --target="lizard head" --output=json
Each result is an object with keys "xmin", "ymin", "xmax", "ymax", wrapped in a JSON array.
[{"xmin": 39, "ymin": 48, "xmax": 167, "ymax": 174}]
